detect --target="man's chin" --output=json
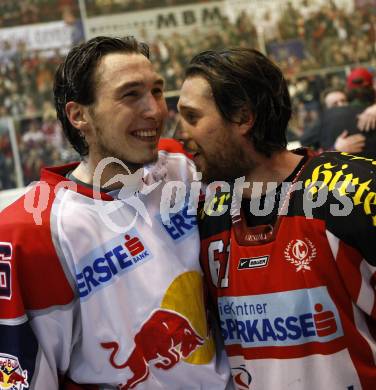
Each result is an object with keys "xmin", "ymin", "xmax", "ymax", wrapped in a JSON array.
[
  {"xmin": 143, "ymin": 150, "xmax": 159, "ymax": 164},
  {"xmin": 201, "ymin": 170, "xmax": 221, "ymax": 184},
  {"xmin": 201, "ymin": 166, "xmax": 238, "ymax": 184},
  {"xmin": 119, "ymin": 150, "xmax": 159, "ymax": 169},
  {"xmin": 195, "ymin": 161, "xmax": 221, "ymax": 184}
]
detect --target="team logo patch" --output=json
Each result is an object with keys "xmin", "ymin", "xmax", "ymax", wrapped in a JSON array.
[
  {"xmin": 238, "ymin": 256, "xmax": 269, "ymax": 270},
  {"xmin": 0, "ymin": 353, "xmax": 28, "ymax": 389},
  {"xmin": 232, "ymin": 364, "xmax": 252, "ymax": 389},
  {"xmin": 284, "ymin": 238, "xmax": 316, "ymax": 272}
]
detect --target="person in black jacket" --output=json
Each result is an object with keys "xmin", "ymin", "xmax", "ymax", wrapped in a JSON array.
[{"xmin": 300, "ymin": 67, "xmax": 376, "ymax": 156}]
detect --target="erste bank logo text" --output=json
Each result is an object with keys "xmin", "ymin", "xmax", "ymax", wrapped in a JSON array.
[{"xmin": 76, "ymin": 231, "xmax": 152, "ymax": 298}]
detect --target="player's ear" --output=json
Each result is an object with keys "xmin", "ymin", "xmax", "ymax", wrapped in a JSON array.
[
  {"xmin": 235, "ymin": 106, "xmax": 255, "ymax": 136},
  {"xmin": 65, "ymin": 101, "xmax": 91, "ymax": 134}
]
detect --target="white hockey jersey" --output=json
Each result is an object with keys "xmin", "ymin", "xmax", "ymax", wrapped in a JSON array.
[{"xmin": 0, "ymin": 144, "xmax": 231, "ymax": 390}]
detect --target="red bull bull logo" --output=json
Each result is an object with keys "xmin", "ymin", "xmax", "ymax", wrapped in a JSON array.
[
  {"xmin": 0, "ymin": 354, "xmax": 28, "ymax": 390},
  {"xmin": 102, "ymin": 309, "xmax": 204, "ymax": 389}
]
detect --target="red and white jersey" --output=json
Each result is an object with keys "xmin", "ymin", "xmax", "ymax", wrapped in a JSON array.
[
  {"xmin": 0, "ymin": 141, "xmax": 231, "ymax": 390},
  {"xmin": 199, "ymin": 151, "xmax": 376, "ymax": 390}
]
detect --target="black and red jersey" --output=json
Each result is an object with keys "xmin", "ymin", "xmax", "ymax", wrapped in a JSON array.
[{"xmin": 199, "ymin": 151, "xmax": 376, "ymax": 389}]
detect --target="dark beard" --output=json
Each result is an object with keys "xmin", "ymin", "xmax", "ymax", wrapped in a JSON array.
[{"xmin": 200, "ymin": 143, "xmax": 253, "ymax": 184}]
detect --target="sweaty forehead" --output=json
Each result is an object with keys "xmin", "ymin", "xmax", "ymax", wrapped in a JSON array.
[
  {"xmin": 95, "ymin": 52, "xmax": 158, "ymax": 87},
  {"xmin": 179, "ymin": 76, "xmax": 213, "ymax": 107}
]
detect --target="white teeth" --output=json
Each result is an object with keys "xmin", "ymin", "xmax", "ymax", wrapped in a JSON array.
[{"xmin": 134, "ymin": 130, "xmax": 157, "ymax": 137}]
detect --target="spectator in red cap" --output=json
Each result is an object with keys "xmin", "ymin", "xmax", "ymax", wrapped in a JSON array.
[
  {"xmin": 301, "ymin": 68, "xmax": 376, "ymax": 156},
  {"xmin": 347, "ymin": 66, "xmax": 375, "ymax": 105},
  {"xmin": 350, "ymin": 67, "xmax": 376, "ymax": 132},
  {"xmin": 318, "ymin": 66, "xmax": 376, "ymax": 157},
  {"xmin": 347, "ymin": 67, "xmax": 374, "ymax": 90}
]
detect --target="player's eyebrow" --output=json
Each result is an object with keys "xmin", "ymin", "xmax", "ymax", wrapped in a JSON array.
[
  {"xmin": 177, "ymin": 104, "xmax": 200, "ymax": 113},
  {"xmin": 116, "ymin": 78, "xmax": 165, "ymax": 92},
  {"xmin": 154, "ymin": 78, "xmax": 165, "ymax": 87}
]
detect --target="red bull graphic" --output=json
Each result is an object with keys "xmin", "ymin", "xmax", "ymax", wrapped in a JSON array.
[
  {"xmin": 0, "ymin": 354, "xmax": 28, "ymax": 390},
  {"xmin": 102, "ymin": 309, "xmax": 204, "ymax": 389}
]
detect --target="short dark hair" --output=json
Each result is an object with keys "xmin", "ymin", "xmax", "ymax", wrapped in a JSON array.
[
  {"xmin": 185, "ymin": 48, "xmax": 291, "ymax": 156},
  {"xmin": 321, "ymin": 87, "xmax": 346, "ymax": 107},
  {"xmin": 53, "ymin": 36, "xmax": 150, "ymax": 156}
]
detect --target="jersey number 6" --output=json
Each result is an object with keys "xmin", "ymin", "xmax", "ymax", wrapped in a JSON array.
[
  {"xmin": 0, "ymin": 242, "xmax": 12, "ymax": 299},
  {"xmin": 208, "ymin": 239, "xmax": 230, "ymax": 288}
]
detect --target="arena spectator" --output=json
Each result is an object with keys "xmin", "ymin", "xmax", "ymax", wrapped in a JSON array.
[
  {"xmin": 0, "ymin": 122, "xmax": 16, "ymax": 190},
  {"xmin": 1, "ymin": 1, "xmax": 374, "ymax": 121},
  {"xmin": 0, "ymin": 45, "xmax": 68, "ymax": 117},
  {"xmin": 301, "ymin": 67, "xmax": 376, "ymax": 156},
  {"xmin": 323, "ymin": 88, "xmax": 347, "ymax": 108},
  {"xmin": 299, "ymin": 87, "xmax": 350, "ymax": 149},
  {"xmin": 17, "ymin": 116, "xmax": 77, "ymax": 185},
  {"xmin": 0, "ymin": 0, "xmax": 80, "ymax": 27}
]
